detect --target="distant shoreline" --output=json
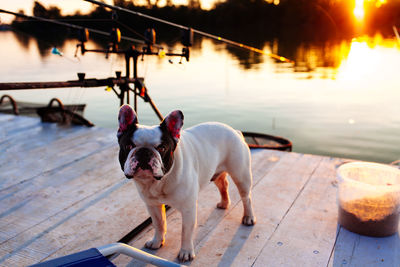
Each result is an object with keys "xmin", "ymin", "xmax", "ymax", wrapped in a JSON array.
[{"xmin": 8, "ymin": 0, "xmax": 400, "ymax": 44}]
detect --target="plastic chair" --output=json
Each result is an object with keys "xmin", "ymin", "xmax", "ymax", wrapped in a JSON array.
[{"xmin": 29, "ymin": 242, "xmax": 181, "ymax": 267}]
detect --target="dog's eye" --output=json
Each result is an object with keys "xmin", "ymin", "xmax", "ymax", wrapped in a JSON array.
[
  {"xmin": 125, "ymin": 144, "xmax": 133, "ymax": 150},
  {"xmin": 157, "ymin": 144, "xmax": 166, "ymax": 153}
]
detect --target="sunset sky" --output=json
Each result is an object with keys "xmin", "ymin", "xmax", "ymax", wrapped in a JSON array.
[
  {"xmin": 1, "ymin": 0, "xmax": 112, "ymax": 22},
  {"xmin": 0, "ymin": 0, "xmax": 391, "ymax": 24},
  {"xmin": 0, "ymin": 0, "xmax": 217, "ymax": 23}
]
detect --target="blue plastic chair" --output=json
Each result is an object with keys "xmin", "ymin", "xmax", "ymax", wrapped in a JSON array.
[{"xmin": 29, "ymin": 243, "xmax": 181, "ymax": 267}]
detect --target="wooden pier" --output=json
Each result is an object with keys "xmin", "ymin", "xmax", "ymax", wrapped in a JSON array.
[{"xmin": 0, "ymin": 114, "xmax": 399, "ymax": 266}]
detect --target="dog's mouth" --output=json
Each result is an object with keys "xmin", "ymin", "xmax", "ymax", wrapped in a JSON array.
[{"xmin": 125, "ymin": 167, "xmax": 163, "ymax": 180}]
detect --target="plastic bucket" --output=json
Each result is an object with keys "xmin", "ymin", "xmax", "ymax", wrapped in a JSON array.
[{"xmin": 337, "ymin": 162, "xmax": 400, "ymax": 237}]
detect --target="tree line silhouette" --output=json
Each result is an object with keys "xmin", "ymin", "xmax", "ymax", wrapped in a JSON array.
[
  {"xmin": 9, "ymin": 0, "xmax": 400, "ymax": 70},
  {"xmin": 11, "ymin": 0, "xmax": 400, "ymax": 43}
]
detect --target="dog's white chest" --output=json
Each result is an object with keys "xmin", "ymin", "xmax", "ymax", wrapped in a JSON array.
[{"xmin": 135, "ymin": 180, "xmax": 170, "ymax": 205}]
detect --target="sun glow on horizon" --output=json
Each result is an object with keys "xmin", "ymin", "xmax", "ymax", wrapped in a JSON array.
[{"xmin": 353, "ymin": 0, "xmax": 388, "ymax": 22}]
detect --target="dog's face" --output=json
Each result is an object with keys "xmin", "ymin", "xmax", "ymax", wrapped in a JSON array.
[{"xmin": 117, "ymin": 105, "xmax": 184, "ymax": 180}]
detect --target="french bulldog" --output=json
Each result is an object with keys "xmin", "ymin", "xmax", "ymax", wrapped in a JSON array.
[{"xmin": 117, "ymin": 105, "xmax": 256, "ymax": 262}]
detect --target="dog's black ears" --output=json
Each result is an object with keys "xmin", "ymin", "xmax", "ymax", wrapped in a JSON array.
[
  {"xmin": 161, "ymin": 110, "xmax": 184, "ymax": 143},
  {"xmin": 117, "ymin": 105, "xmax": 138, "ymax": 138}
]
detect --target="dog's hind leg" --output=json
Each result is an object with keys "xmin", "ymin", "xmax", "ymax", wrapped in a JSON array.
[
  {"xmin": 230, "ymin": 168, "xmax": 256, "ymax": 226},
  {"xmin": 213, "ymin": 172, "xmax": 230, "ymax": 209}
]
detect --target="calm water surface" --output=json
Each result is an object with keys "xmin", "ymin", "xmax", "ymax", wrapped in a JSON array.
[{"xmin": 1, "ymin": 31, "xmax": 399, "ymax": 163}]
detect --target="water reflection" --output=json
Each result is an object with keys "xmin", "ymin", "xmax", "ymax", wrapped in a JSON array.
[
  {"xmin": 291, "ymin": 41, "xmax": 350, "ymax": 72},
  {"xmin": 7, "ymin": 27, "xmax": 400, "ymax": 78},
  {"xmin": 337, "ymin": 35, "xmax": 399, "ymax": 82},
  {"xmin": 1, "ymin": 30, "xmax": 400, "ymax": 163}
]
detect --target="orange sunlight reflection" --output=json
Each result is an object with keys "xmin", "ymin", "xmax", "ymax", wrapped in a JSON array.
[
  {"xmin": 354, "ymin": 0, "xmax": 365, "ymax": 21},
  {"xmin": 374, "ymin": 0, "xmax": 387, "ymax": 8},
  {"xmin": 336, "ymin": 35, "xmax": 397, "ymax": 82}
]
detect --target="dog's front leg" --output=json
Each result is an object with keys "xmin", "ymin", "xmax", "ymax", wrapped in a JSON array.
[
  {"xmin": 145, "ymin": 204, "xmax": 167, "ymax": 249},
  {"xmin": 178, "ymin": 203, "xmax": 197, "ymax": 262}
]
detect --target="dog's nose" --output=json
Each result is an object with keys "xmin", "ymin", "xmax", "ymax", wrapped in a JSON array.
[
  {"xmin": 136, "ymin": 147, "xmax": 153, "ymax": 159},
  {"xmin": 125, "ymin": 174, "xmax": 133, "ymax": 179},
  {"xmin": 135, "ymin": 148, "xmax": 153, "ymax": 170}
]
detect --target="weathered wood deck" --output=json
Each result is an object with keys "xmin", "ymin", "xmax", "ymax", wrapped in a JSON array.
[{"xmin": 0, "ymin": 114, "xmax": 399, "ymax": 266}]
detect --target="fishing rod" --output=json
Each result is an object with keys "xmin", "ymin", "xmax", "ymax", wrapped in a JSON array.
[
  {"xmin": 0, "ymin": 8, "xmax": 189, "ymax": 61},
  {"xmin": 0, "ymin": 9, "xmax": 145, "ymax": 45},
  {"xmin": 393, "ymin": 26, "xmax": 400, "ymax": 44},
  {"xmin": 83, "ymin": 0, "xmax": 294, "ymax": 63},
  {"xmin": 0, "ymin": 8, "xmax": 193, "ymax": 120}
]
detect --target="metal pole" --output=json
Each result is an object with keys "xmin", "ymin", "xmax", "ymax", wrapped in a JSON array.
[
  {"xmin": 125, "ymin": 54, "xmax": 131, "ymax": 105},
  {"xmin": 97, "ymin": 243, "xmax": 182, "ymax": 267},
  {"xmin": 0, "ymin": 78, "xmax": 137, "ymax": 90},
  {"xmin": 145, "ymin": 92, "xmax": 164, "ymax": 121},
  {"xmin": 133, "ymin": 54, "xmax": 138, "ymax": 113}
]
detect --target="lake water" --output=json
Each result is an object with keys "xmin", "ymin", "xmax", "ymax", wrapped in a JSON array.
[{"xmin": 1, "ymin": 30, "xmax": 399, "ymax": 163}]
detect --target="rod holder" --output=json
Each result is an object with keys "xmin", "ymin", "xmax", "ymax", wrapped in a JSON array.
[
  {"xmin": 181, "ymin": 28, "xmax": 193, "ymax": 47},
  {"xmin": 78, "ymin": 28, "xmax": 89, "ymax": 43},
  {"xmin": 144, "ymin": 28, "xmax": 156, "ymax": 52},
  {"xmin": 77, "ymin": 73, "xmax": 86, "ymax": 81}
]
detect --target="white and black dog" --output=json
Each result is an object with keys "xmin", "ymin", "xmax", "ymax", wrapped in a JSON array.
[{"xmin": 117, "ymin": 105, "xmax": 256, "ymax": 262}]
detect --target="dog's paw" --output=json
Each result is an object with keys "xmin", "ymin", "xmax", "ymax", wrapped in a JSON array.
[
  {"xmin": 177, "ymin": 248, "xmax": 195, "ymax": 262},
  {"xmin": 145, "ymin": 238, "xmax": 164, "ymax": 250},
  {"xmin": 216, "ymin": 200, "xmax": 230, "ymax": 209},
  {"xmin": 242, "ymin": 215, "xmax": 256, "ymax": 226}
]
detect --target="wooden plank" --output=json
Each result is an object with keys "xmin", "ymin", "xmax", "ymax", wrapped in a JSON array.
[
  {"xmin": 252, "ymin": 156, "xmax": 343, "ymax": 267},
  {"xmin": 327, "ymin": 224, "xmax": 400, "ymax": 266},
  {"xmin": 40, "ymin": 179, "xmax": 147, "ymax": 262},
  {"xmin": 116, "ymin": 151, "xmax": 323, "ymax": 266},
  {"xmin": 0, "ymin": 179, "xmax": 149, "ymax": 266},
  {"xmin": 0, "ymin": 127, "xmax": 116, "ymax": 190},
  {"xmin": 0, "ymin": 150, "xmax": 150, "ymax": 266},
  {"xmin": 191, "ymin": 153, "xmax": 323, "ymax": 267},
  {"xmin": 0, "ymin": 114, "xmax": 15, "ymax": 122},
  {"xmin": 0, "ymin": 122, "xmax": 89, "ymax": 156},
  {"xmin": 0, "ymin": 145, "xmax": 121, "ymax": 239},
  {"xmin": 0, "ymin": 125, "xmax": 111, "ymax": 166},
  {"xmin": 0, "ymin": 115, "xmax": 41, "ymax": 139},
  {"xmin": 0, "ymin": 114, "xmax": 38, "ymax": 129}
]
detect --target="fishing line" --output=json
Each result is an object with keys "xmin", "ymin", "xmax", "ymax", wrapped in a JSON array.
[
  {"xmin": 9, "ymin": 25, "xmax": 85, "ymax": 110},
  {"xmin": 9, "ymin": 25, "xmax": 79, "ymax": 63},
  {"xmin": 114, "ymin": 20, "xmax": 176, "ymax": 53},
  {"xmin": 114, "ymin": 20, "xmax": 147, "ymax": 42},
  {"xmin": 115, "ymin": 19, "xmax": 183, "ymax": 67},
  {"xmin": 109, "ymin": 53, "xmax": 115, "ymax": 76},
  {"xmin": 1, "ymin": 12, "xmax": 91, "ymax": 116},
  {"xmin": 83, "ymin": 0, "xmax": 294, "ymax": 63},
  {"xmin": 57, "ymin": 18, "xmax": 115, "ymax": 22},
  {"xmin": 0, "ymin": 8, "xmax": 187, "ymax": 58},
  {"xmin": 113, "ymin": 13, "xmax": 180, "ymax": 55},
  {"xmin": 0, "ymin": 9, "xmax": 146, "ymax": 45}
]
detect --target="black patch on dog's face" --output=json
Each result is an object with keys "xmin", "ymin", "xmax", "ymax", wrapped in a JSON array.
[
  {"xmin": 135, "ymin": 147, "xmax": 153, "ymax": 170},
  {"xmin": 118, "ymin": 124, "xmax": 137, "ymax": 171},
  {"xmin": 158, "ymin": 122, "xmax": 178, "ymax": 174},
  {"xmin": 118, "ymin": 121, "xmax": 179, "ymax": 178}
]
